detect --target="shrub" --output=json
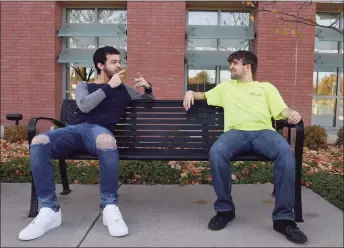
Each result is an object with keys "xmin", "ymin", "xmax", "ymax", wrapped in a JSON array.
[
  {"xmin": 335, "ymin": 127, "xmax": 344, "ymax": 147},
  {"xmin": 304, "ymin": 125, "xmax": 328, "ymax": 150},
  {"xmin": 4, "ymin": 124, "xmax": 28, "ymax": 143}
]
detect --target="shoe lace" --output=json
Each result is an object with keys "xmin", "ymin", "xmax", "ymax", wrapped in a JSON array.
[
  {"xmin": 285, "ymin": 221, "xmax": 300, "ymax": 233},
  {"xmin": 30, "ymin": 208, "xmax": 50, "ymax": 225},
  {"xmin": 212, "ymin": 213, "xmax": 227, "ymax": 224},
  {"xmin": 106, "ymin": 207, "xmax": 122, "ymax": 224}
]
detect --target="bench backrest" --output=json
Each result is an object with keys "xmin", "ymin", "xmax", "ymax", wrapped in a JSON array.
[{"xmin": 60, "ymin": 100, "xmax": 228, "ymax": 160}]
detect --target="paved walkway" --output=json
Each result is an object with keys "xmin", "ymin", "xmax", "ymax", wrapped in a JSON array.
[{"xmin": 1, "ymin": 183, "xmax": 343, "ymax": 247}]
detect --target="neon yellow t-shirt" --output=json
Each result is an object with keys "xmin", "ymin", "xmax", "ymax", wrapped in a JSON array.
[{"xmin": 204, "ymin": 80, "xmax": 288, "ymax": 132}]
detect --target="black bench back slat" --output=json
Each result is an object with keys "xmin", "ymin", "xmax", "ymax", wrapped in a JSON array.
[{"xmin": 61, "ymin": 100, "xmax": 226, "ymax": 159}]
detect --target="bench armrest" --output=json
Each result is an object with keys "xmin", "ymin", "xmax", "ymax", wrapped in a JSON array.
[
  {"xmin": 276, "ymin": 119, "xmax": 304, "ymax": 159},
  {"xmin": 28, "ymin": 117, "xmax": 65, "ymax": 144}
]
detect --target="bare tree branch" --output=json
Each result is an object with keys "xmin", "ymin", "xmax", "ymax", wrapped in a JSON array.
[
  {"xmin": 243, "ymin": 1, "xmax": 344, "ymax": 35},
  {"xmin": 279, "ymin": 16, "xmax": 344, "ymax": 34},
  {"xmin": 87, "ymin": 68, "xmax": 95, "ymax": 81}
]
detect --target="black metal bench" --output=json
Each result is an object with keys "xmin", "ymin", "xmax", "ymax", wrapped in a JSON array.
[{"xmin": 27, "ymin": 100, "xmax": 305, "ymax": 222}]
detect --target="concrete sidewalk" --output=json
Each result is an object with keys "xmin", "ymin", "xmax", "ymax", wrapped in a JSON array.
[{"xmin": 1, "ymin": 183, "xmax": 343, "ymax": 247}]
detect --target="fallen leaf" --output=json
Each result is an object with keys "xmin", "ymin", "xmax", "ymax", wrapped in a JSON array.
[
  {"xmin": 247, "ymin": 1, "xmax": 255, "ymax": 8},
  {"xmin": 181, "ymin": 173, "xmax": 188, "ymax": 179},
  {"xmin": 271, "ymin": 9, "xmax": 278, "ymax": 15},
  {"xmin": 184, "ymin": 163, "xmax": 198, "ymax": 175},
  {"xmin": 318, "ymin": 163, "xmax": 328, "ymax": 171},
  {"xmin": 241, "ymin": 168, "xmax": 249, "ymax": 176},
  {"xmin": 15, "ymin": 170, "xmax": 23, "ymax": 176},
  {"xmin": 306, "ymin": 181, "xmax": 312, "ymax": 188}
]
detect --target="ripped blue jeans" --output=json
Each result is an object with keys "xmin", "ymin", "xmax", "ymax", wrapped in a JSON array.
[{"xmin": 30, "ymin": 123, "xmax": 120, "ymax": 211}]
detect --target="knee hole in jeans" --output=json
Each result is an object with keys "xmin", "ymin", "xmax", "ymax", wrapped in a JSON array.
[
  {"xmin": 96, "ymin": 134, "xmax": 117, "ymax": 149},
  {"xmin": 31, "ymin": 135, "xmax": 50, "ymax": 145}
]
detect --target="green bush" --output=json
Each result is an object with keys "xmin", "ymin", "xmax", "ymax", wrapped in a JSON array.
[
  {"xmin": 4, "ymin": 124, "xmax": 28, "ymax": 143},
  {"xmin": 304, "ymin": 125, "xmax": 328, "ymax": 150},
  {"xmin": 335, "ymin": 127, "xmax": 344, "ymax": 147}
]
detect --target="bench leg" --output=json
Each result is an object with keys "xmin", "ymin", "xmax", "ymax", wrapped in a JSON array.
[
  {"xmin": 272, "ymin": 185, "xmax": 275, "ymax": 197},
  {"xmin": 59, "ymin": 159, "xmax": 71, "ymax": 195},
  {"xmin": 28, "ymin": 173, "xmax": 38, "ymax": 217},
  {"xmin": 294, "ymin": 158, "xmax": 304, "ymax": 222},
  {"xmin": 271, "ymin": 163, "xmax": 303, "ymax": 222}
]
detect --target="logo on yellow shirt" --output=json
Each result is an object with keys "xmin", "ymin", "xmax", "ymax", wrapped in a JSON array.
[{"xmin": 250, "ymin": 92, "xmax": 262, "ymax": 97}]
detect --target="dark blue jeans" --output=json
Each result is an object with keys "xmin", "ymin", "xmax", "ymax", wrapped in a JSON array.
[
  {"xmin": 209, "ymin": 129, "xmax": 296, "ymax": 221},
  {"xmin": 30, "ymin": 123, "xmax": 120, "ymax": 211}
]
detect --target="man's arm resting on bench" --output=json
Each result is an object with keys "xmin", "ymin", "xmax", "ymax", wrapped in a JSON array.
[{"xmin": 183, "ymin": 90, "xmax": 206, "ymax": 111}]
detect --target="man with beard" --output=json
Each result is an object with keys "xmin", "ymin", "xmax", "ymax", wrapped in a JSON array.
[
  {"xmin": 183, "ymin": 50, "xmax": 308, "ymax": 244},
  {"xmin": 19, "ymin": 46, "xmax": 155, "ymax": 240}
]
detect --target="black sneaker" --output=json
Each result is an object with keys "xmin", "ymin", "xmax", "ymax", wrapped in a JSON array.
[
  {"xmin": 208, "ymin": 210, "xmax": 236, "ymax": 231},
  {"xmin": 273, "ymin": 220, "xmax": 308, "ymax": 244}
]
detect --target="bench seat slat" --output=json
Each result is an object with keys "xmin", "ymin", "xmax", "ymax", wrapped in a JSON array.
[
  {"xmin": 56, "ymin": 152, "xmax": 270, "ymax": 162},
  {"xmin": 114, "ymin": 125, "xmax": 224, "ymax": 131}
]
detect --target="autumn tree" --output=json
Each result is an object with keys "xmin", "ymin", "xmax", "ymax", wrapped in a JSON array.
[
  {"xmin": 242, "ymin": 1, "xmax": 344, "ymax": 37},
  {"xmin": 188, "ymin": 71, "xmax": 210, "ymax": 84}
]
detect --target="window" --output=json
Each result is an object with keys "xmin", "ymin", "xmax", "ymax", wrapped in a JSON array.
[
  {"xmin": 58, "ymin": 8, "xmax": 127, "ymax": 99},
  {"xmin": 312, "ymin": 13, "xmax": 343, "ymax": 129},
  {"xmin": 185, "ymin": 10, "xmax": 253, "ymax": 92}
]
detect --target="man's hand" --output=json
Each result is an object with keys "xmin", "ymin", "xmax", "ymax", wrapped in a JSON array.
[
  {"xmin": 134, "ymin": 72, "xmax": 151, "ymax": 89},
  {"xmin": 183, "ymin": 90, "xmax": 194, "ymax": 111},
  {"xmin": 108, "ymin": 70, "xmax": 126, "ymax": 88},
  {"xmin": 287, "ymin": 109, "xmax": 302, "ymax": 124}
]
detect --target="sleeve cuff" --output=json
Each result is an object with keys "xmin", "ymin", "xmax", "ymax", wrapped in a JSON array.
[
  {"xmin": 144, "ymin": 83, "xmax": 152, "ymax": 94},
  {"xmin": 101, "ymin": 83, "xmax": 113, "ymax": 97}
]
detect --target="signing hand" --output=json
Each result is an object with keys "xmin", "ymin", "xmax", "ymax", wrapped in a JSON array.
[
  {"xmin": 108, "ymin": 70, "xmax": 126, "ymax": 88},
  {"xmin": 134, "ymin": 72, "xmax": 151, "ymax": 89}
]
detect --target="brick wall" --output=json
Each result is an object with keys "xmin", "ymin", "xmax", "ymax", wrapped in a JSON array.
[
  {"xmin": 254, "ymin": 1, "xmax": 316, "ymax": 126},
  {"xmin": 0, "ymin": 1, "xmax": 62, "ymax": 132},
  {"xmin": 126, "ymin": 1, "xmax": 186, "ymax": 99},
  {"xmin": 0, "ymin": 1, "xmax": 317, "ymax": 136}
]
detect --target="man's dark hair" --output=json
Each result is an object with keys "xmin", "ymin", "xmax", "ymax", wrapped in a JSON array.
[
  {"xmin": 227, "ymin": 50, "xmax": 258, "ymax": 75},
  {"xmin": 93, "ymin": 46, "xmax": 120, "ymax": 74}
]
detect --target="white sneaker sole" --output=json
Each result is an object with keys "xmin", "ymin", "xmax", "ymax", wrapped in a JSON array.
[
  {"xmin": 103, "ymin": 218, "xmax": 128, "ymax": 237},
  {"xmin": 19, "ymin": 220, "xmax": 62, "ymax": 241}
]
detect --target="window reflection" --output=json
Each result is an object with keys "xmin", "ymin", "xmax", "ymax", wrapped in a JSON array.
[
  {"xmin": 220, "ymin": 12, "xmax": 249, "ymax": 26},
  {"xmin": 220, "ymin": 67, "xmax": 231, "ymax": 83},
  {"xmin": 188, "ymin": 11, "xmax": 217, "ymax": 25},
  {"xmin": 312, "ymin": 98, "xmax": 336, "ymax": 127},
  {"xmin": 188, "ymin": 69, "xmax": 216, "ymax": 92},
  {"xmin": 67, "ymin": 9, "xmax": 95, "ymax": 23},
  {"xmin": 98, "ymin": 9, "xmax": 127, "ymax": 24},
  {"xmin": 340, "ymin": 72, "xmax": 343, "ymax": 96},
  {"xmin": 67, "ymin": 64, "xmax": 96, "ymax": 91},
  {"xmin": 338, "ymin": 99, "xmax": 343, "ymax": 127},
  {"xmin": 315, "ymin": 71, "xmax": 337, "ymax": 96},
  {"xmin": 188, "ymin": 39, "xmax": 217, "ymax": 51}
]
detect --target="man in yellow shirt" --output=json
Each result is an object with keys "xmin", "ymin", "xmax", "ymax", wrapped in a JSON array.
[{"xmin": 183, "ymin": 51, "xmax": 307, "ymax": 244}]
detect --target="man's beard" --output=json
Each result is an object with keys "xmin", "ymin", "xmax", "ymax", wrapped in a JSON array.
[{"xmin": 104, "ymin": 66, "xmax": 115, "ymax": 79}]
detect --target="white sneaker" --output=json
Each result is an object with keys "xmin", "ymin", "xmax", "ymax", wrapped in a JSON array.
[
  {"xmin": 102, "ymin": 204, "xmax": 128, "ymax": 237},
  {"xmin": 19, "ymin": 207, "xmax": 62, "ymax": 241}
]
